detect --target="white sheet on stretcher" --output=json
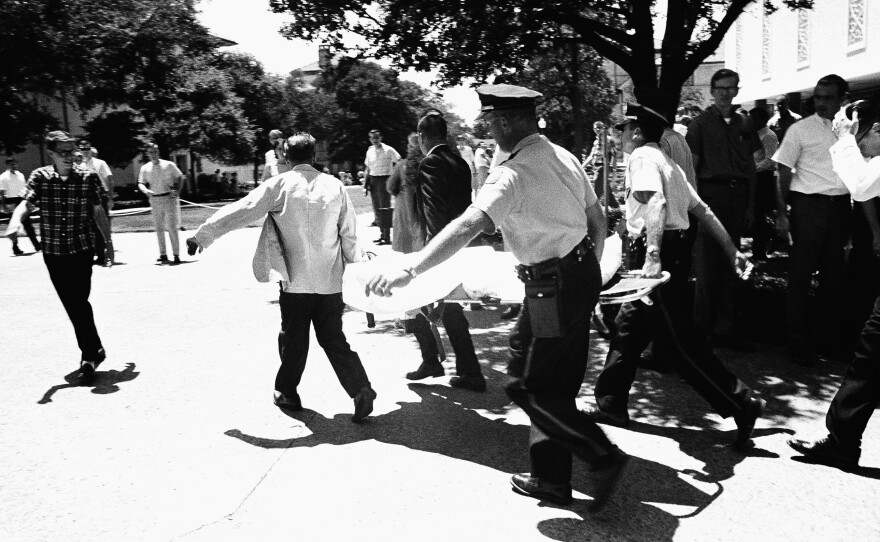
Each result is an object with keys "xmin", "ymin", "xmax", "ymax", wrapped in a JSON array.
[{"xmin": 342, "ymin": 235, "xmax": 622, "ymax": 315}]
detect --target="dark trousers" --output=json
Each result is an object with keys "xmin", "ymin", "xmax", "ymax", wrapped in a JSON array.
[
  {"xmin": 505, "ymin": 251, "xmax": 616, "ymax": 484},
  {"xmin": 786, "ymin": 192, "xmax": 852, "ymax": 350},
  {"xmin": 694, "ymin": 180, "xmax": 750, "ymax": 336},
  {"xmin": 596, "ymin": 231, "xmax": 752, "ymax": 419},
  {"xmin": 750, "ymin": 170, "xmax": 776, "ymax": 258},
  {"xmin": 6, "ymin": 197, "xmax": 40, "ymax": 250},
  {"xmin": 410, "ymin": 303, "xmax": 481, "ymax": 375},
  {"xmin": 368, "ymin": 175, "xmax": 392, "ymax": 241},
  {"xmin": 276, "ymin": 291, "xmax": 370, "ymax": 397},
  {"xmin": 93, "ymin": 194, "xmax": 110, "ymax": 260},
  {"xmin": 43, "ymin": 250, "xmax": 103, "ymax": 361},
  {"xmin": 827, "ymin": 295, "xmax": 880, "ymax": 448}
]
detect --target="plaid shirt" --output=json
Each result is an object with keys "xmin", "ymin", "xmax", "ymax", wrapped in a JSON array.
[{"xmin": 24, "ymin": 165, "xmax": 103, "ymax": 256}]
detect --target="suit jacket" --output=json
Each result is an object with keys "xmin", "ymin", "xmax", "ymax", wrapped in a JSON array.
[{"xmin": 414, "ymin": 144, "xmax": 472, "ymax": 242}]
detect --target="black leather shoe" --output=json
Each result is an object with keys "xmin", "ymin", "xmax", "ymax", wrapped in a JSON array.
[
  {"xmin": 588, "ymin": 451, "xmax": 631, "ymax": 512},
  {"xmin": 273, "ymin": 391, "xmax": 303, "ymax": 411},
  {"xmin": 351, "ymin": 386, "xmax": 377, "ymax": 423},
  {"xmin": 77, "ymin": 362, "xmax": 96, "ymax": 384},
  {"xmin": 500, "ymin": 304, "xmax": 521, "ymax": 320},
  {"xmin": 406, "ymin": 362, "xmax": 444, "ymax": 380},
  {"xmin": 12, "ymin": 246, "xmax": 23, "ymax": 256},
  {"xmin": 157, "ymin": 255, "xmax": 169, "ymax": 264},
  {"xmin": 788, "ymin": 436, "xmax": 860, "ymax": 469},
  {"xmin": 171, "ymin": 255, "xmax": 181, "ymax": 265},
  {"xmin": 510, "ymin": 473, "xmax": 573, "ymax": 506},
  {"xmin": 732, "ymin": 396, "xmax": 765, "ymax": 450},
  {"xmin": 585, "ymin": 406, "xmax": 630, "ymax": 428},
  {"xmin": 449, "ymin": 373, "xmax": 487, "ymax": 392}
]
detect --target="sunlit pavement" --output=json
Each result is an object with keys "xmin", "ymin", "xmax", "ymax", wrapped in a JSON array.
[{"xmin": 1, "ymin": 205, "xmax": 878, "ymax": 541}]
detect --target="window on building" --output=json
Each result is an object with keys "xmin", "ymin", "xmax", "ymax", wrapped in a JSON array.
[
  {"xmin": 797, "ymin": 9, "xmax": 810, "ymax": 68},
  {"xmin": 848, "ymin": 0, "xmax": 867, "ymax": 53}
]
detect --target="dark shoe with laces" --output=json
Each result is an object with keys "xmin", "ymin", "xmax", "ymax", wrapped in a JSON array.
[
  {"xmin": 273, "ymin": 391, "xmax": 303, "ymax": 411},
  {"xmin": 406, "ymin": 361, "xmax": 444, "ymax": 380},
  {"xmin": 732, "ymin": 396, "xmax": 765, "ymax": 450},
  {"xmin": 157, "ymin": 255, "xmax": 169, "ymax": 264},
  {"xmin": 77, "ymin": 362, "xmax": 96, "ymax": 384},
  {"xmin": 584, "ymin": 406, "xmax": 631, "ymax": 428},
  {"xmin": 351, "ymin": 386, "xmax": 377, "ymax": 422},
  {"xmin": 171, "ymin": 255, "xmax": 181, "ymax": 265},
  {"xmin": 449, "ymin": 373, "xmax": 487, "ymax": 392},
  {"xmin": 510, "ymin": 473, "xmax": 573, "ymax": 506},
  {"xmin": 788, "ymin": 436, "xmax": 860, "ymax": 470},
  {"xmin": 587, "ymin": 451, "xmax": 631, "ymax": 512},
  {"xmin": 12, "ymin": 246, "xmax": 23, "ymax": 256}
]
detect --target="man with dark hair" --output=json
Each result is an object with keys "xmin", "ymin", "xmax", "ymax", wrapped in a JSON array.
[
  {"xmin": 187, "ymin": 133, "xmax": 377, "ymax": 422},
  {"xmin": 788, "ymin": 99, "xmax": 880, "ymax": 469},
  {"xmin": 686, "ymin": 68, "xmax": 758, "ymax": 351},
  {"xmin": 749, "ymin": 107, "xmax": 780, "ymax": 260},
  {"xmin": 364, "ymin": 129, "xmax": 400, "ymax": 245},
  {"xmin": 404, "ymin": 111, "xmax": 487, "ymax": 391},
  {"xmin": 365, "ymin": 84, "xmax": 626, "ymax": 511},
  {"xmin": 769, "ymin": 96, "xmax": 802, "ymax": 142},
  {"xmin": 3, "ymin": 131, "xmax": 113, "ymax": 382},
  {"xmin": 590, "ymin": 104, "xmax": 764, "ymax": 449},
  {"xmin": 773, "ymin": 74, "xmax": 852, "ymax": 366},
  {"xmin": 0, "ymin": 157, "xmax": 40, "ymax": 254},
  {"xmin": 138, "ymin": 143, "xmax": 184, "ymax": 265}
]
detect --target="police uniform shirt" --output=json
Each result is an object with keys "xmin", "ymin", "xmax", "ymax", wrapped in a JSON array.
[
  {"xmin": 474, "ymin": 133, "xmax": 597, "ymax": 266},
  {"xmin": 625, "ymin": 143, "xmax": 700, "ymax": 237}
]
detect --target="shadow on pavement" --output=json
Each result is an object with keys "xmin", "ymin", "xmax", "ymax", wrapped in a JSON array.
[
  {"xmin": 790, "ymin": 456, "xmax": 880, "ymax": 480},
  {"xmin": 37, "ymin": 363, "xmax": 139, "ymax": 404}
]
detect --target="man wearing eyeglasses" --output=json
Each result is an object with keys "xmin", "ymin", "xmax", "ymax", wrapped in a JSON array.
[
  {"xmin": 686, "ymin": 68, "xmax": 758, "ymax": 352},
  {"xmin": 3, "ymin": 131, "xmax": 113, "ymax": 383},
  {"xmin": 772, "ymin": 74, "xmax": 853, "ymax": 367}
]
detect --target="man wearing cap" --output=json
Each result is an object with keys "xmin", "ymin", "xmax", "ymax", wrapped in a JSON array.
[
  {"xmin": 365, "ymin": 84, "xmax": 628, "ymax": 511},
  {"xmin": 364, "ymin": 129, "xmax": 400, "ymax": 245},
  {"xmin": 0, "ymin": 157, "xmax": 41, "ymax": 254},
  {"xmin": 590, "ymin": 104, "xmax": 765, "ymax": 449},
  {"xmin": 3, "ymin": 131, "xmax": 113, "ymax": 382},
  {"xmin": 78, "ymin": 141, "xmax": 114, "ymax": 265},
  {"xmin": 138, "ymin": 143, "xmax": 184, "ymax": 265},
  {"xmin": 686, "ymin": 69, "xmax": 758, "ymax": 351}
]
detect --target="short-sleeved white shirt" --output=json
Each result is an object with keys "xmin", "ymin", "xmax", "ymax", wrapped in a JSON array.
[
  {"xmin": 625, "ymin": 143, "xmax": 699, "ymax": 236},
  {"xmin": 364, "ymin": 143, "xmax": 400, "ymax": 177},
  {"xmin": 772, "ymin": 114, "xmax": 848, "ymax": 196},
  {"xmin": 474, "ymin": 134, "xmax": 597, "ymax": 265},
  {"xmin": 82, "ymin": 157, "xmax": 113, "ymax": 191},
  {"xmin": 0, "ymin": 169, "xmax": 27, "ymax": 196},
  {"xmin": 138, "ymin": 159, "xmax": 183, "ymax": 193}
]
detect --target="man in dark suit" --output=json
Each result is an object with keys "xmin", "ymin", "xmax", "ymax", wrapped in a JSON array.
[{"xmin": 406, "ymin": 111, "xmax": 487, "ymax": 392}]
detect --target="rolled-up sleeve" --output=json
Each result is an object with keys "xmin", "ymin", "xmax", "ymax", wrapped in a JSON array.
[{"xmin": 772, "ymin": 126, "xmax": 801, "ymax": 169}]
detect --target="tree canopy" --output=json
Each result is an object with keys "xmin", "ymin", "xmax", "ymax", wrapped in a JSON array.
[{"xmin": 270, "ymin": 0, "xmax": 814, "ymax": 119}]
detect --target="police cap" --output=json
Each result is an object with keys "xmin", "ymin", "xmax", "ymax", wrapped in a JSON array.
[
  {"xmin": 476, "ymin": 84, "xmax": 542, "ymax": 119},
  {"xmin": 614, "ymin": 103, "xmax": 669, "ymax": 130}
]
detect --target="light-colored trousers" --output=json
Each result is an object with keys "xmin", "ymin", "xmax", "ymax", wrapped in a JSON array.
[{"xmin": 150, "ymin": 195, "xmax": 181, "ymax": 256}]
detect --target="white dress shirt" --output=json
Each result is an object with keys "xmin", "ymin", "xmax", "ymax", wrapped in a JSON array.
[
  {"xmin": 830, "ymin": 135, "xmax": 880, "ymax": 202},
  {"xmin": 772, "ymin": 114, "xmax": 848, "ymax": 195}
]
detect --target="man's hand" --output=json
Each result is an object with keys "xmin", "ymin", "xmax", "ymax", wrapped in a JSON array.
[
  {"xmin": 365, "ymin": 268, "xmax": 414, "ymax": 297},
  {"xmin": 832, "ymin": 107, "xmax": 859, "ymax": 140},
  {"xmin": 186, "ymin": 237, "xmax": 202, "ymax": 256},
  {"xmin": 642, "ymin": 252, "xmax": 662, "ymax": 278}
]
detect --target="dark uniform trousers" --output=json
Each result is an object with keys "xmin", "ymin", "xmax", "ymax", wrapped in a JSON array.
[
  {"xmin": 44, "ymin": 251, "xmax": 104, "ymax": 361},
  {"xmin": 827, "ymin": 294, "xmax": 880, "ymax": 448},
  {"xmin": 786, "ymin": 192, "xmax": 852, "ymax": 350},
  {"xmin": 409, "ymin": 303, "xmax": 481, "ymax": 376},
  {"xmin": 276, "ymin": 291, "xmax": 371, "ymax": 398},
  {"xmin": 595, "ymin": 231, "xmax": 752, "ymax": 419},
  {"xmin": 505, "ymin": 250, "xmax": 617, "ymax": 484},
  {"xmin": 367, "ymin": 174, "xmax": 392, "ymax": 241},
  {"xmin": 694, "ymin": 179, "xmax": 750, "ymax": 336}
]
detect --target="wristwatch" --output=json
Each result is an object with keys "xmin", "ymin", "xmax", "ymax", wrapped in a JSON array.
[
  {"xmin": 646, "ymin": 245, "xmax": 661, "ymax": 258},
  {"xmin": 403, "ymin": 266, "xmax": 418, "ymax": 278}
]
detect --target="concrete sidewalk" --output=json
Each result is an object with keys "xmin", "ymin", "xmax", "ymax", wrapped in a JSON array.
[{"xmin": 0, "ymin": 214, "xmax": 878, "ymax": 542}]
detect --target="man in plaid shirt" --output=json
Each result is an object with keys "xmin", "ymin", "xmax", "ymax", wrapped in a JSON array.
[{"xmin": 3, "ymin": 131, "xmax": 113, "ymax": 382}]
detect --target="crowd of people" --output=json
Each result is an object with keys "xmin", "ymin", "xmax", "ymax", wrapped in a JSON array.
[{"xmin": 4, "ymin": 72, "xmax": 880, "ymax": 511}]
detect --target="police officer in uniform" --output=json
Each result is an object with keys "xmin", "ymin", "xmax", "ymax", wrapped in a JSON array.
[
  {"xmin": 366, "ymin": 84, "xmax": 628, "ymax": 511},
  {"xmin": 590, "ymin": 104, "xmax": 765, "ymax": 449}
]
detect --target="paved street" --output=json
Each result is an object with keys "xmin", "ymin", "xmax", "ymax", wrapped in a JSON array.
[{"xmin": 1, "ymin": 195, "xmax": 879, "ymax": 541}]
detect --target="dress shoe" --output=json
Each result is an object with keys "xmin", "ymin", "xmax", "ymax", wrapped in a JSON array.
[
  {"xmin": 273, "ymin": 391, "xmax": 303, "ymax": 411},
  {"xmin": 788, "ymin": 436, "xmax": 860, "ymax": 469},
  {"xmin": 713, "ymin": 335, "xmax": 756, "ymax": 352},
  {"xmin": 351, "ymin": 386, "xmax": 377, "ymax": 422},
  {"xmin": 171, "ymin": 255, "xmax": 181, "ymax": 265},
  {"xmin": 585, "ymin": 406, "xmax": 630, "ymax": 428},
  {"xmin": 77, "ymin": 361, "xmax": 96, "ymax": 384},
  {"xmin": 732, "ymin": 396, "xmax": 765, "ymax": 450},
  {"xmin": 12, "ymin": 246, "xmax": 23, "ymax": 256},
  {"xmin": 157, "ymin": 255, "xmax": 169, "ymax": 264},
  {"xmin": 510, "ymin": 473, "xmax": 573, "ymax": 506},
  {"xmin": 500, "ymin": 304, "xmax": 521, "ymax": 320},
  {"xmin": 587, "ymin": 451, "xmax": 631, "ymax": 512},
  {"xmin": 449, "ymin": 373, "xmax": 487, "ymax": 392},
  {"xmin": 406, "ymin": 362, "xmax": 444, "ymax": 380}
]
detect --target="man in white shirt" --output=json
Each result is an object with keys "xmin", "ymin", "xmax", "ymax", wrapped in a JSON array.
[
  {"xmin": 364, "ymin": 129, "xmax": 400, "ymax": 245},
  {"xmin": 78, "ymin": 140, "xmax": 114, "ymax": 265},
  {"xmin": 187, "ymin": 132, "xmax": 376, "ymax": 422},
  {"xmin": 138, "ymin": 143, "xmax": 184, "ymax": 265},
  {"xmin": 772, "ymin": 74, "xmax": 852, "ymax": 367},
  {"xmin": 788, "ymin": 99, "xmax": 880, "ymax": 470},
  {"xmin": 0, "ymin": 158, "xmax": 41, "ymax": 254}
]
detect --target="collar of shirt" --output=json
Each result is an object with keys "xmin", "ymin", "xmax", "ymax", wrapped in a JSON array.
[
  {"xmin": 291, "ymin": 163, "xmax": 318, "ymax": 173},
  {"xmin": 427, "ymin": 143, "xmax": 448, "ymax": 155},
  {"xmin": 506, "ymin": 133, "xmax": 544, "ymax": 158},
  {"xmin": 806, "ymin": 113, "xmax": 833, "ymax": 130}
]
